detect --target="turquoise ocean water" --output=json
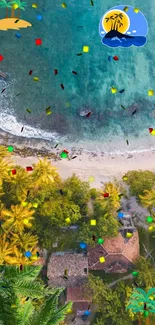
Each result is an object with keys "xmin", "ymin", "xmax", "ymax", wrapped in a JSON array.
[{"xmin": 0, "ymin": 0, "xmax": 155, "ymax": 153}]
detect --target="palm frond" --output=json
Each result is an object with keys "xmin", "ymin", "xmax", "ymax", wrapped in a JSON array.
[{"xmin": 13, "ymin": 280, "xmax": 46, "ymax": 298}]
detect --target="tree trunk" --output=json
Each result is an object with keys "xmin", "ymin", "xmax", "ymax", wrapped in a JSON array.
[
  {"xmin": 6, "ymin": 7, "xmax": 8, "ymax": 18},
  {"xmin": 138, "ymin": 314, "xmax": 142, "ymax": 325},
  {"xmin": 11, "ymin": 7, "xmax": 14, "ymax": 18},
  {"xmin": 145, "ymin": 316, "xmax": 150, "ymax": 325}
]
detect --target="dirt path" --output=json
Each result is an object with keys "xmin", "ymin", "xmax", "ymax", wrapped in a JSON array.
[{"xmin": 107, "ymin": 273, "xmax": 133, "ymax": 288}]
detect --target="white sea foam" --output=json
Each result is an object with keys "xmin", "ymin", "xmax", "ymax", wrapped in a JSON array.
[{"xmin": 0, "ymin": 111, "xmax": 60, "ymax": 142}]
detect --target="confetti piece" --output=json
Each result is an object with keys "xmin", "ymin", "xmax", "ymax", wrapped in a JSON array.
[
  {"xmin": 71, "ymin": 156, "xmax": 77, "ymax": 159},
  {"xmin": 103, "ymin": 193, "xmax": 109, "ymax": 198},
  {"xmin": 35, "ymin": 38, "xmax": 42, "ymax": 46},
  {"xmin": 80, "ymin": 242, "xmax": 87, "ymax": 249},
  {"xmin": 8, "ymin": 146, "xmax": 14, "ymax": 152},
  {"xmin": 36, "ymin": 251, "xmax": 40, "ymax": 257},
  {"xmin": 113, "ymin": 56, "xmax": 119, "ymax": 61},
  {"xmin": 132, "ymin": 271, "xmax": 139, "ymax": 276},
  {"xmin": 148, "ymin": 226, "xmax": 154, "ymax": 231},
  {"xmin": 32, "ymin": 202, "xmax": 38, "ymax": 208},
  {"xmin": 33, "ymin": 77, "xmax": 39, "ymax": 81},
  {"xmin": 1, "ymin": 88, "xmax": 6, "ymax": 93},
  {"xmin": 60, "ymin": 151, "xmax": 68, "ymax": 158},
  {"xmin": 123, "ymin": 6, "xmax": 128, "ymax": 12},
  {"xmin": 108, "ymin": 55, "xmax": 113, "ymax": 62},
  {"xmin": 65, "ymin": 102, "xmax": 70, "ymax": 108},
  {"xmin": 12, "ymin": 169, "xmax": 16, "ymax": 175},
  {"xmin": 119, "ymin": 89, "xmax": 125, "ymax": 93},
  {"xmin": 14, "ymin": 19, "xmax": 19, "ymax": 23},
  {"xmin": 118, "ymin": 212, "xmax": 124, "ymax": 218},
  {"xmin": 72, "ymin": 71, "xmax": 78, "ymax": 75},
  {"xmin": 23, "ymin": 219, "xmax": 29, "ymax": 225},
  {"xmin": 149, "ymin": 128, "xmax": 153, "ymax": 133},
  {"xmin": 126, "ymin": 232, "xmax": 133, "ymax": 238},
  {"xmin": 121, "ymin": 105, "xmax": 126, "ymax": 109},
  {"xmin": 122, "ymin": 176, "xmax": 128, "ymax": 181},
  {"xmin": 61, "ymin": 2, "xmax": 67, "ymax": 8},
  {"xmin": 148, "ymin": 89, "xmax": 154, "ymax": 96},
  {"xmin": 54, "ymin": 143, "xmax": 59, "ymax": 148},
  {"xmin": 54, "ymin": 69, "xmax": 58, "ymax": 75},
  {"xmin": 37, "ymin": 14, "xmax": 42, "ymax": 21},
  {"xmin": 63, "ymin": 149, "xmax": 69, "ymax": 154},
  {"xmin": 60, "ymin": 83, "xmax": 64, "ymax": 90},
  {"xmin": 46, "ymin": 106, "xmax": 52, "ymax": 115},
  {"xmin": 90, "ymin": 219, "xmax": 96, "ymax": 226},
  {"xmin": 21, "ymin": 202, "xmax": 28, "ymax": 207},
  {"xmin": 99, "ymin": 256, "xmax": 105, "ymax": 263},
  {"xmin": 98, "ymin": 238, "xmax": 104, "ymax": 244},
  {"xmin": 134, "ymin": 7, "xmax": 140, "ymax": 13},
  {"xmin": 84, "ymin": 311, "xmax": 91, "ymax": 316},
  {"xmin": 29, "ymin": 70, "xmax": 33, "ymax": 75},
  {"xmin": 89, "ymin": 176, "xmax": 94, "ymax": 182},
  {"xmin": 26, "ymin": 109, "xmax": 32, "ymax": 113},
  {"xmin": 126, "ymin": 139, "xmax": 129, "ymax": 145},
  {"xmin": 76, "ymin": 53, "xmax": 83, "ymax": 56},
  {"xmin": 0, "ymin": 55, "xmax": 4, "ymax": 61},
  {"xmin": 90, "ymin": 0, "xmax": 94, "ymax": 6},
  {"xmin": 59, "ymin": 189, "xmax": 64, "ymax": 195},
  {"xmin": 26, "ymin": 166, "xmax": 33, "ymax": 171},
  {"xmin": 92, "ymin": 235, "xmax": 96, "ymax": 241},
  {"xmin": 65, "ymin": 217, "xmax": 71, "ymax": 223},
  {"xmin": 16, "ymin": 93, "xmax": 21, "ymax": 96},
  {"xmin": 150, "ymin": 130, "xmax": 155, "ymax": 135},
  {"xmin": 20, "ymin": 265, "xmax": 23, "ymax": 271},
  {"xmin": 83, "ymin": 46, "xmax": 89, "ymax": 52},
  {"xmin": 146, "ymin": 216, "xmax": 153, "ymax": 223},
  {"xmin": 132, "ymin": 109, "xmax": 137, "ymax": 115},
  {"xmin": 25, "ymin": 251, "xmax": 32, "ymax": 258},
  {"xmin": 32, "ymin": 3, "xmax": 38, "ymax": 8},
  {"xmin": 21, "ymin": 126, "xmax": 24, "ymax": 132},
  {"xmin": 11, "ymin": 304, "xmax": 16, "ymax": 308},
  {"xmin": 111, "ymin": 87, "xmax": 117, "ymax": 94},
  {"xmin": 12, "ymin": 3, "xmax": 18, "ymax": 9},
  {"xmin": 86, "ymin": 111, "xmax": 92, "ymax": 118},
  {"xmin": 15, "ymin": 33, "xmax": 21, "ymax": 38}
]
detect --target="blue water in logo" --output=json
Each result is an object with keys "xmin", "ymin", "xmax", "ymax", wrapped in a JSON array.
[{"xmin": 102, "ymin": 36, "xmax": 147, "ymax": 48}]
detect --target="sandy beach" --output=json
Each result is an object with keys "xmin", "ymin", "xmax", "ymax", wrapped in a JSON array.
[{"xmin": 11, "ymin": 148, "xmax": 155, "ymax": 189}]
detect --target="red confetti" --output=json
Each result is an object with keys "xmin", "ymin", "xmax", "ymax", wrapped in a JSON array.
[
  {"xmin": 54, "ymin": 69, "xmax": 58, "ymax": 75},
  {"xmin": 0, "ymin": 55, "xmax": 4, "ymax": 61},
  {"xmin": 63, "ymin": 149, "xmax": 69, "ymax": 154},
  {"xmin": 35, "ymin": 38, "xmax": 42, "ymax": 46},
  {"xmin": 26, "ymin": 166, "xmax": 33, "ymax": 172},
  {"xmin": 149, "ymin": 128, "xmax": 153, "ymax": 133},
  {"xmin": 60, "ymin": 83, "xmax": 64, "ymax": 90},
  {"xmin": 12, "ymin": 169, "xmax": 16, "ymax": 175},
  {"xmin": 103, "ymin": 193, "xmax": 109, "ymax": 197},
  {"xmin": 29, "ymin": 70, "xmax": 33, "ymax": 75},
  {"xmin": 86, "ymin": 111, "xmax": 92, "ymax": 118},
  {"xmin": 113, "ymin": 56, "xmax": 119, "ymax": 61},
  {"xmin": 20, "ymin": 265, "xmax": 23, "ymax": 271}
]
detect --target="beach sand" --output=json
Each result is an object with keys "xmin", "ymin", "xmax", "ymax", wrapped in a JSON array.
[{"xmin": 11, "ymin": 149, "xmax": 155, "ymax": 189}]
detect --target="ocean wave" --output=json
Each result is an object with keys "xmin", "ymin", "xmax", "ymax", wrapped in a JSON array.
[{"xmin": 0, "ymin": 111, "xmax": 61, "ymax": 142}]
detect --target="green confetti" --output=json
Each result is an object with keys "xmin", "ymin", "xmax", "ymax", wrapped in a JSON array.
[{"xmin": 8, "ymin": 146, "xmax": 14, "ymax": 152}]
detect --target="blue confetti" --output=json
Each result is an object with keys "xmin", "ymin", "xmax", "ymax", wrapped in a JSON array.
[
  {"xmin": 118, "ymin": 212, "xmax": 124, "ymax": 218},
  {"xmin": 37, "ymin": 14, "xmax": 43, "ymax": 21},
  {"xmin": 108, "ymin": 55, "xmax": 113, "ymax": 62},
  {"xmin": 25, "ymin": 251, "xmax": 32, "ymax": 258},
  {"xmin": 15, "ymin": 33, "xmax": 21, "ymax": 38},
  {"xmin": 80, "ymin": 242, "xmax": 87, "ymax": 249}
]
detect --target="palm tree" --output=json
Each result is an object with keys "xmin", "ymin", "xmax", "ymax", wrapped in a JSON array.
[
  {"xmin": 10, "ymin": 0, "xmax": 26, "ymax": 18},
  {"xmin": 32, "ymin": 158, "xmax": 61, "ymax": 189},
  {"xmin": 126, "ymin": 288, "xmax": 155, "ymax": 325},
  {"xmin": 1, "ymin": 204, "xmax": 35, "ymax": 234},
  {"xmin": 0, "ymin": 158, "xmax": 13, "ymax": 187},
  {"xmin": 135, "ymin": 256, "xmax": 155, "ymax": 289},
  {"xmin": 0, "ymin": 233, "xmax": 14, "ymax": 265},
  {"xmin": 11, "ymin": 232, "xmax": 38, "ymax": 251},
  {"xmin": 4, "ymin": 244, "xmax": 39, "ymax": 265},
  {"xmin": 0, "ymin": 145, "xmax": 12, "ymax": 158},
  {"xmin": 6, "ymin": 165, "xmax": 32, "ymax": 202},
  {"xmin": 0, "ymin": 265, "xmax": 72, "ymax": 325},
  {"xmin": 99, "ymin": 182, "xmax": 121, "ymax": 210},
  {"xmin": 0, "ymin": 1, "xmax": 12, "ymax": 19},
  {"xmin": 139, "ymin": 189, "xmax": 155, "ymax": 214}
]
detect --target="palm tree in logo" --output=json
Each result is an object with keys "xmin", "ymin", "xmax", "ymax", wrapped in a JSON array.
[{"xmin": 105, "ymin": 12, "xmax": 124, "ymax": 31}]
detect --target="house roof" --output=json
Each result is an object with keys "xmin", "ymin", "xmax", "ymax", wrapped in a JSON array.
[
  {"xmin": 88, "ymin": 231, "xmax": 139, "ymax": 271},
  {"xmin": 72, "ymin": 302, "xmax": 90, "ymax": 313},
  {"xmin": 66, "ymin": 287, "xmax": 92, "ymax": 302},
  {"xmin": 47, "ymin": 253, "xmax": 88, "ymax": 287}
]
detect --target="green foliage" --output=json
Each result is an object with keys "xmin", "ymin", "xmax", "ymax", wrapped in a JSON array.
[
  {"xmin": 135, "ymin": 256, "xmax": 155, "ymax": 289},
  {"xmin": 125, "ymin": 170, "xmax": 155, "ymax": 200}
]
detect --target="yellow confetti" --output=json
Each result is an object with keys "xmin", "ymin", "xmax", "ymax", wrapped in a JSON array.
[
  {"xmin": 31, "ymin": 255, "xmax": 38, "ymax": 261},
  {"xmin": 61, "ymin": 2, "xmax": 67, "ymax": 8},
  {"xmin": 111, "ymin": 87, "xmax": 117, "ymax": 94},
  {"xmin": 148, "ymin": 226, "xmax": 154, "ymax": 231},
  {"xmin": 134, "ymin": 8, "xmax": 140, "ymax": 13},
  {"xmin": 12, "ymin": 3, "xmax": 18, "ymax": 9},
  {"xmin": 32, "ymin": 3, "xmax": 38, "ymax": 8},
  {"xmin": 151, "ymin": 130, "xmax": 155, "ymax": 135},
  {"xmin": 126, "ymin": 232, "xmax": 133, "ymax": 238},
  {"xmin": 123, "ymin": 176, "xmax": 128, "ymax": 181},
  {"xmin": 21, "ymin": 202, "xmax": 28, "ymax": 207},
  {"xmin": 65, "ymin": 102, "xmax": 71, "ymax": 108},
  {"xmin": 33, "ymin": 77, "xmax": 39, "ymax": 81},
  {"xmin": 123, "ymin": 6, "xmax": 128, "ymax": 12},
  {"xmin": 23, "ymin": 218, "xmax": 29, "ymax": 225},
  {"xmin": 83, "ymin": 46, "xmax": 89, "ymax": 53},
  {"xmin": 90, "ymin": 219, "xmax": 96, "ymax": 226},
  {"xmin": 65, "ymin": 217, "xmax": 71, "ymax": 223},
  {"xmin": 99, "ymin": 256, "xmax": 105, "ymax": 263},
  {"xmin": 89, "ymin": 176, "xmax": 95, "ymax": 182},
  {"xmin": 32, "ymin": 203, "xmax": 38, "ymax": 208},
  {"xmin": 148, "ymin": 89, "xmax": 154, "ymax": 96}
]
